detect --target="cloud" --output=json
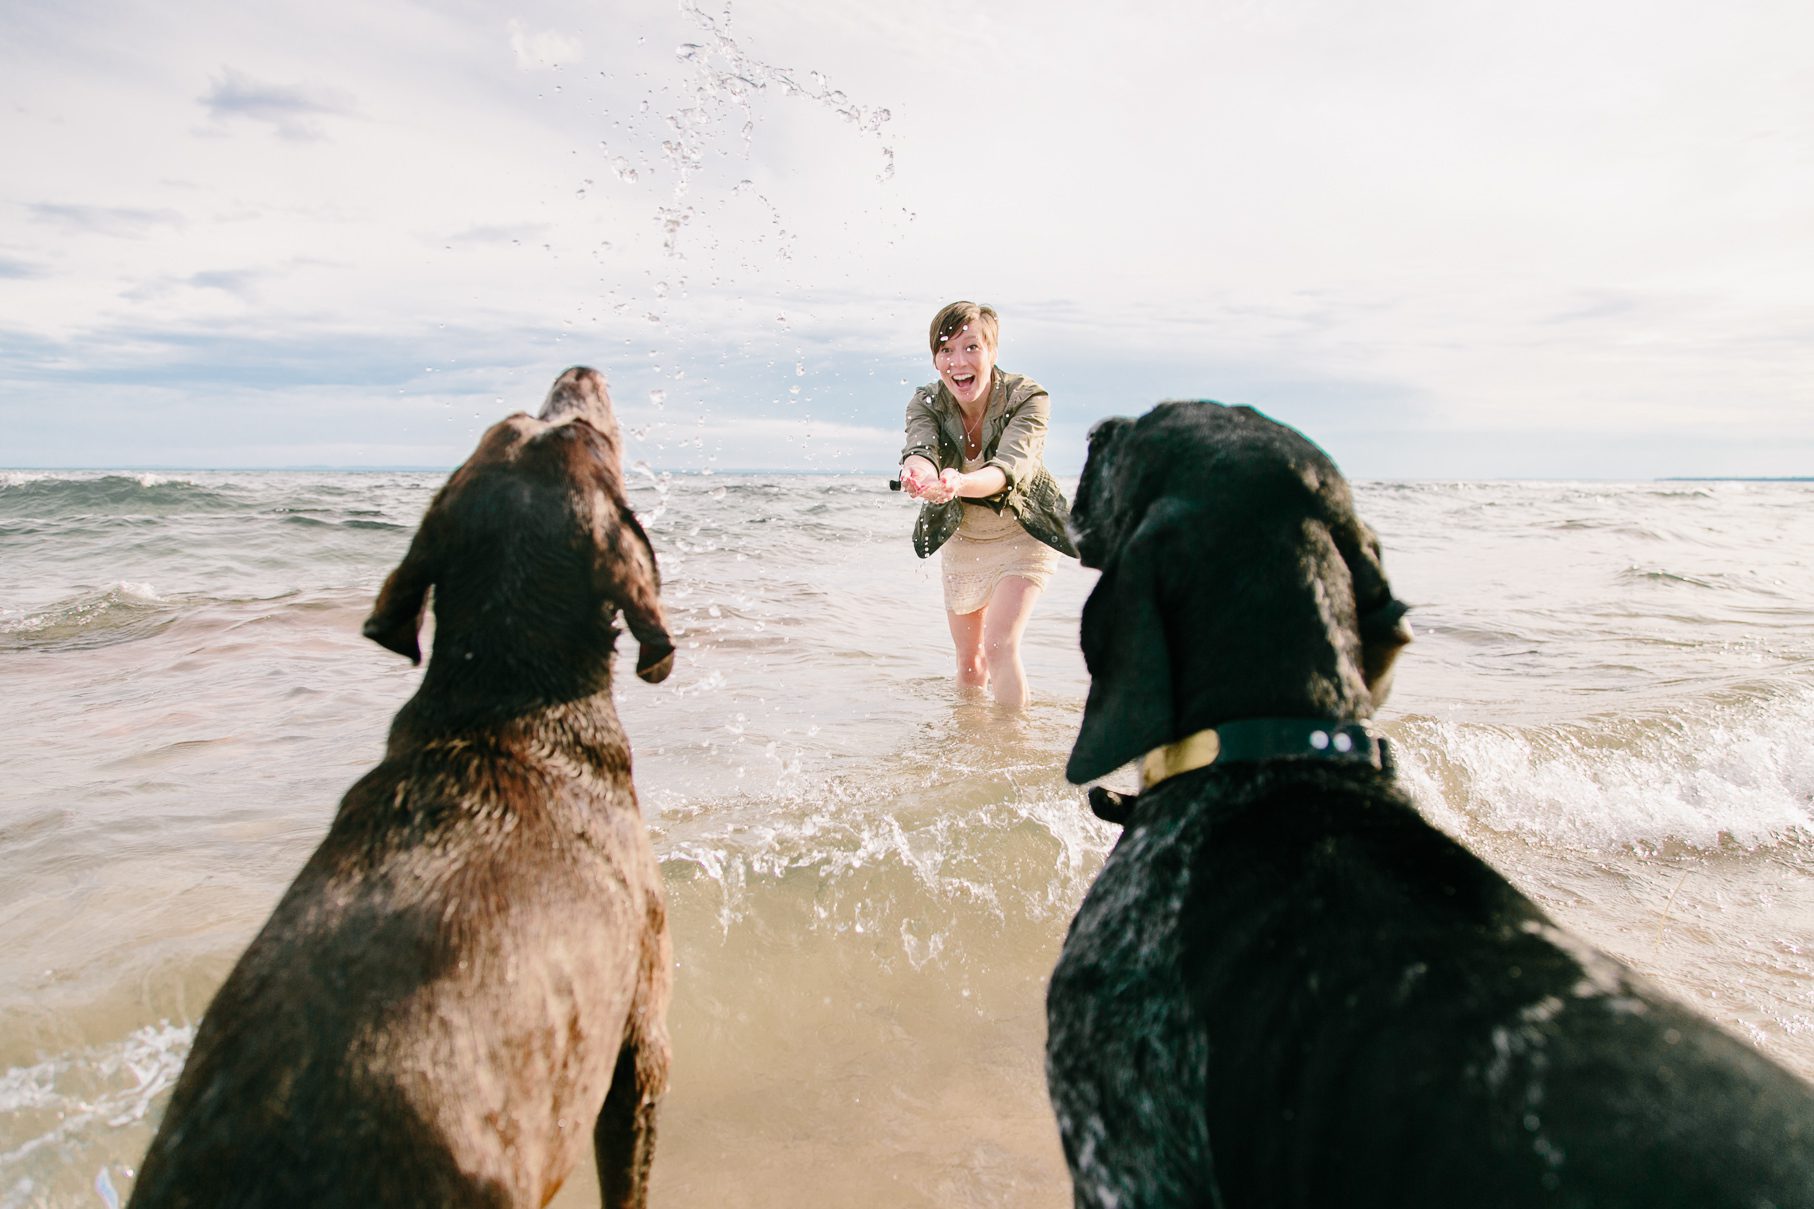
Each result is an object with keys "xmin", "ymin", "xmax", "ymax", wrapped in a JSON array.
[
  {"xmin": 508, "ymin": 20, "xmax": 582, "ymax": 70},
  {"xmin": 27, "ymin": 204, "xmax": 185, "ymax": 237},
  {"xmin": 615, "ymin": 412, "xmax": 904, "ymax": 472},
  {"xmin": 1540, "ymin": 293, "xmax": 1646, "ymax": 326},
  {"xmin": 3, "ymin": 1, "xmax": 1810, "ymax": 477},
  {"xmin": 187, "ymin": 269, "xmax": 263, "ymax": 300},
  {"xmin": 198, "ymin": 67, "xmax": 356, "ymax": 140},
  {"xmin": 443, "ymin": 222, "xmax": 554, "ymax": 247}
]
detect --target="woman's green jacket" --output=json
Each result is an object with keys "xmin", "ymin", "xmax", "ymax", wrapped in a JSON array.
[{"xmin": 899, "ymin": 371, "xmax": 1079, "ymax": 560}]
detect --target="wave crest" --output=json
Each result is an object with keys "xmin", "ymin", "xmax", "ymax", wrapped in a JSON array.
[
  {"xmin": 1393, "ymin": 687, "xmax": 1814, "ymax": 851},
  {"xmin": 0, "ymin": 475, "xmax": 236, "ymax": 518},
  {"xmin": 0, "ymin": 584, "xmax": 178, "ymax": 652}
]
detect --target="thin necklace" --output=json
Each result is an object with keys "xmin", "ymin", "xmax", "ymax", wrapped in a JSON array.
[
  {"xmin": 960, "ymin": 374, "xmax": 989, "ymax": 458},
  {"xmin": 961, "ymin": 406, "xmax": 984, "ymax": 457}
]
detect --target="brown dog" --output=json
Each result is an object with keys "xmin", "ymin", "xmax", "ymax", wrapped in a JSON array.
[{"xmin": 128, "ymin": 367, "xmax": 676, "ymax": 1209}]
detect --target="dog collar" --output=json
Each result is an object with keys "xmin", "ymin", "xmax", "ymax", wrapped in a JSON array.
[{"xmin": 1138, "ymin": 719, "xmax": 1387, "ymax": 790}]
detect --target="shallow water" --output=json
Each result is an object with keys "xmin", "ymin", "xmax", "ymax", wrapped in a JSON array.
[{"xmin": 1, "ymin": 470, "xmax": 1811, "ymax": 1207}]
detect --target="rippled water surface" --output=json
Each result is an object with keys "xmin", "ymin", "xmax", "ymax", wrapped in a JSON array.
[{"xmin": 2, "ymin": 470, "xmax": 1811, "ymax": 1207}]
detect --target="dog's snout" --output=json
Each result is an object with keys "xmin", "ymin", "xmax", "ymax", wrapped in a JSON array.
[{"xmin": 539, "ymin": 366, "xmax": 615, "ymax": 426}]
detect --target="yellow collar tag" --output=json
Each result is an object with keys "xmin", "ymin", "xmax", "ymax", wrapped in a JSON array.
[{"xmin": 1139, "ymin": 728, "xmax": 1222, "ymax": 791}]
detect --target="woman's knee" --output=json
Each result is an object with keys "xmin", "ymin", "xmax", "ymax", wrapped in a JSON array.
[{"xmin": 981, "ymin": 631, "xmax": 1021, "ymax": 666}]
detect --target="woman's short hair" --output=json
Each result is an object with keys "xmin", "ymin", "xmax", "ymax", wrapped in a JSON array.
[{"xmin": 929, "ymin": 301, "xmax": 1000, "ymax": 356}]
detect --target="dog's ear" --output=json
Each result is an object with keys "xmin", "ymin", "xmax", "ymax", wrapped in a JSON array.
[
  {"xmin": 365, "ymin": 423, "xmax": 525, "ymax": 665},
  {"xmin": 595, "ymin": 497, "xmax": 675, "ymax": 684},
  {"xmin": 1066, "ymin": 497, "xmax": 1195, "ymax": 784},
  {"xmin": 1328, "ymin": 510, "xmax": 1413, "ymax": 707},
  {"xmin": 1359, "ymin": 599, "xmax": 1413, "ymax": 706},
  {"xmin": 363, "ymin": 519, "xmax": 440, "ymax": 665},
  {"xmin": 1069, "ymin": 416, "xmax": 1133, "ymax": 568}
]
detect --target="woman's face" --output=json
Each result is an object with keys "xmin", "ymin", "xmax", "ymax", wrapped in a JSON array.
[{"xmin": 934, "ymin": 324, "xmax": 997, "ymax": 409}]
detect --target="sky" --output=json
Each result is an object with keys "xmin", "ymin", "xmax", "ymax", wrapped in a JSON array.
[{"xmin": 2, "ymin": 0, "xmax": 1811, "ymax": 479}]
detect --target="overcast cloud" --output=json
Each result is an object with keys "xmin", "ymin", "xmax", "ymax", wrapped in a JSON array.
[{"xmin": 2, "ymin": 0, "xmax": 1810, "ymax": 477}]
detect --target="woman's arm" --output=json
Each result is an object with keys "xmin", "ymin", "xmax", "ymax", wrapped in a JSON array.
[
  {"xmin": 900, "ymin": 387, "xmax": 945, "ymax": 498},
  {"xmin": 934, "ymin": 464, "xmax": 1007, "ymax": 501},
  {"xmin": 901, "ymin": 388, "xmax": 943, "ymax": 466}
]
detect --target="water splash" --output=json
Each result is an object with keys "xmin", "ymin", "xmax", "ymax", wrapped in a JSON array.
[
  {"xmin": 656, "ymin": 766, "xmax": 1114, "ymax": 943},
  {"xmin": 646, "ymin": 0, "xmax": 895, "ymax": 256},
  {"xmin": 589, "ymin": 3, "xmax": 901, "ymax": 476}
]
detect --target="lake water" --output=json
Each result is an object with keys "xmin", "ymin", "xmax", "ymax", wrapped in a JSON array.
[{"xmin": 2, "ymin": 468, "xmax": 1810, "ymax": 1207}]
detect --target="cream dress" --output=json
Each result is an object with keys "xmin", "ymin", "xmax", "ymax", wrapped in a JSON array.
[{"xmin": 940, "ymin": 454, "xmax": 1061, "ymax": 615}]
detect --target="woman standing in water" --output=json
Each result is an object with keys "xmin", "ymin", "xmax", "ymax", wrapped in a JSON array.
[{"xmin": 899, "ymin": 301, "xmax": 1078, "ymax": 708}]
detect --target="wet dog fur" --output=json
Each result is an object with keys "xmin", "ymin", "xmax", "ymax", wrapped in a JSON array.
[
  {"xmin": 1045, "ymin": 400, "xmax": 1814, "ymax": 1208},
  {"xmin": 128, "ymin": 367, "xmax": 677, "ymax": 1209}
]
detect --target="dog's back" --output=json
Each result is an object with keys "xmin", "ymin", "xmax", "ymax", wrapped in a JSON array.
[
  {"xmin": 129, "ymin": 760, "xmax": 664, "ymax": 1206},
  {"xmin": 1053, "ymin": 761, "xmax": 1814, "ymax": 1208},
  {"xmin": 129, "ymin": 369, "xmax": 675, "ymax": 1208}
]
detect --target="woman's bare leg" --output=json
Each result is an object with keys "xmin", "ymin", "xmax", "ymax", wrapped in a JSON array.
[
  {"xmin": 946, "ymin": 606, "xmax": 988, "ymax": 689},
  {"xmin": 981, "ymin": 576, "xmax": 1042, "ymax": 709}
]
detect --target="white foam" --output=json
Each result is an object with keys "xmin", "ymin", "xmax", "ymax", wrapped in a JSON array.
[
  {"xmin": 656, "ymin": 769, "xmax": 1116, "ymax": 945},
  {"xmin": 0, "ymin": 583, "xmax": 170, "ymax": 639},
  {"xmin": 1394, "ymin": 688, "xmax": 1814, "ymax": 851},
  {"xmin": 0, "ymin": 1022, "xmax": 191, "ymax": 1176},
  {"xmin": 111, "ymin": 582, "xmax": 165, "ymax": 604}
]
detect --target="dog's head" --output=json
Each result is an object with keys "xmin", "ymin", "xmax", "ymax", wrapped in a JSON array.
[
  {"xmin": 362, "ymin": 366, "xmax": 675, "ymax": 688},
  {"xmin": 537, "ymin": 363, "xmax": 626, "ymax": 438},
  {"xmin": 1066, "ymin": 401, "xmax": 1410, "ymax": 784}
]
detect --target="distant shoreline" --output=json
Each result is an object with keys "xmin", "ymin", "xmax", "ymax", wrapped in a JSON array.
[
  {"xmin": 3, "ymin": 468, "xmax": 1810, "ymax": 482},
  {"xmin": 0, "ymin": 466, "xmax": 879, "ymax": 476}
]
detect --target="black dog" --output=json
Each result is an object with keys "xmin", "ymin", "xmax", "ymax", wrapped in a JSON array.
[
  {"xmin": 129, "ymin": 368, "xmax": 676, "ymax": 1209},
  {"xmin": 1045, "ymin": 401, "xmax": 1814, "ymax": 1207}
]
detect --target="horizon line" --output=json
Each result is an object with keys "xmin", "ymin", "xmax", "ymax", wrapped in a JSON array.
[{"xmin": 5, "ymin": 467, "xmax": 1812, "ymax": 484}]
